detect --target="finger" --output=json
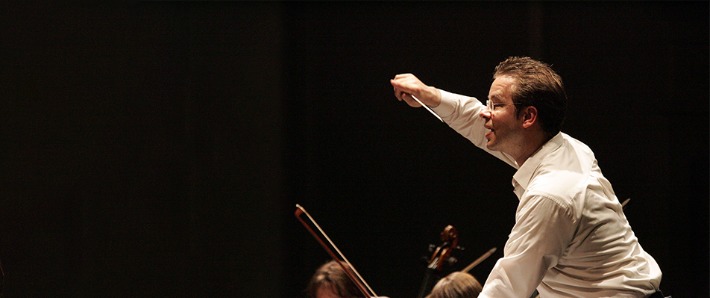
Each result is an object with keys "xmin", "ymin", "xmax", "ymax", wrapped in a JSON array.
[
  {"xmin": 392, "ymin": 73, "xmax": 412, "ymax": 80},
  {"xmin": 393, "ymin": 88, "xmax": 404, "ymax": 101},
  {"xmin": 391, "ymin": 80, "xmax": 403, "ymax": 100},
  {"xmin": 402, "ymin": 94, "xmax": 422, "ymax": 107},
  {"xmin": 392, "ymin": 82, "xmax": 413, "ymax": 100}
]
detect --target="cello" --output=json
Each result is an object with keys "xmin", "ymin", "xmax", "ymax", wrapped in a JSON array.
[
  {"xmin": 416, "ymin": 225, "xmax": 462, "ymax": 298},
  {"xmin": 417, "ymin": 225, "xmax": 497, "ymax": 298}
]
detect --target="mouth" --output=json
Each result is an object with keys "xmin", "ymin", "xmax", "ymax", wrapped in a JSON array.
[
  {"xmin": 483, "ymin": 120, "xmax": 494, "ymax": 139},
  {"xmin": 485, "ymin": 128, "xmax": 494, "ymax": 140}
]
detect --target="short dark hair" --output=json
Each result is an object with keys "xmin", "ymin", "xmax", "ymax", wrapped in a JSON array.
[{"xmin": 493, "ymin": 56, "xmax": 567, "ymax": 137}]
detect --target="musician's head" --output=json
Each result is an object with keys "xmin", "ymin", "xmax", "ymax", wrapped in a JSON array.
[
  {"xmin": 426, "ymin": 271, "xmax": 482, "ymax": 298},
  {"xmin": 307, "ymin": 260, "xmax": 360, "ymax": 298},
  {"xmin": 492, "ymin": 56, "xmax": 567, "ymax": 138}
]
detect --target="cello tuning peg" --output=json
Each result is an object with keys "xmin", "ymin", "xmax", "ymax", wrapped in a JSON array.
[
  {"xmin": 456, "ymin": 245, "xmax": 465, "ymax": 251},
  {"xmin": 427, "ymin": 244, "xmax": 436, "ymax": 252},
  {"xmin": 446, "ymin": 256, "xmax": 458, "ymax": 266}
]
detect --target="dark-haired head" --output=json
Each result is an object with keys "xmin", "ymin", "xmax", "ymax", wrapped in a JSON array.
[{"xmin": 493, "ymin": 56, "xmax": 567, "ymax": 138}]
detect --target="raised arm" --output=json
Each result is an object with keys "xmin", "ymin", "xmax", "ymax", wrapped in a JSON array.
[
  {"xmin": 390, "ymin": 73, "xmax": 517, "ymax": 168},
  {"xmin": 390, "ymin": 73, "xmax": 442, "ymax": 108}
]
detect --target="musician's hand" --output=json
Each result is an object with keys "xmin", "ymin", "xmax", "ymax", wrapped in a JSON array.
[{"xmin": 390, "ymin": 74, "xmax": 441, "ymax": 108}]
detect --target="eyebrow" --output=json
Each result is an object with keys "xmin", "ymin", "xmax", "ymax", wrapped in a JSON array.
[{"xmin": 488, "ymin": 94, "xmax": 503, "ymax": 101}]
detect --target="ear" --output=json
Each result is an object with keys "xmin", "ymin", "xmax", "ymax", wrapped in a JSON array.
[{"xmin": 520, "ymin": 106, "xmax": 538, "ymax": 129}]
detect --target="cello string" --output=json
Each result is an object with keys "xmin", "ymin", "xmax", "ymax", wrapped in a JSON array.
[{"xmin": 295, "ymin": 204, "xmax": 378, "ymax": 297}]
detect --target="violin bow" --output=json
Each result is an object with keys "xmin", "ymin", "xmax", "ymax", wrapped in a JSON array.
[
  {"xmin": 621, "ymin": 198, "xmax": 630, "ymax": 208},
  {"xmin": 295, "ymin": 204, "xmax": 378, "ymax": 297},
  {"xmin": 461, "ymin": 247, "xmax": 497, "ymax": 273}
]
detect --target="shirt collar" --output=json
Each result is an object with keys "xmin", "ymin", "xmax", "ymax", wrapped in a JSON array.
[{"xmin": 511, "ymin": 132, "xmax": 565, "ymax": 193}]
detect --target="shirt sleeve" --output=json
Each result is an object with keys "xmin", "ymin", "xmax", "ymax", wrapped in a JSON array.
[
  {"xmin": 479, "ymin": 194, "xmax": 576, "ymax": 298},
  {"xmin": 432, "ymin": 89, "xmax": 517, "ymax": 168}
]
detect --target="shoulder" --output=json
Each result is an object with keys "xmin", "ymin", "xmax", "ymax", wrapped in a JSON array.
[
  {"xmin": 559, "ymin": 133, "xmax": 595, "ymax": 158},
  {"xmin": 527, "ymin": 167, "xmax": 586, "ymax": 200},
  {"xmin": 516, "ymin": 192, "xmax": 577, "ymax": 228}
]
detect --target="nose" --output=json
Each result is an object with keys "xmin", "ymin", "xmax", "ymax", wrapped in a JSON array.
[{"xmin": 480, "ymin": 108, "xmax": 492, "ymax": 119}]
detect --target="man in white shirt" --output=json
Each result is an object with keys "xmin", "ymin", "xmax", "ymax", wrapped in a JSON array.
[{"xmin": 390, "ymin": 57, "xmax": 664, "ymax": 297}]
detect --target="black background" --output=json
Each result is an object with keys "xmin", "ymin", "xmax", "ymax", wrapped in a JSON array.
[{"xmin": 1, "ymin": 1, "xmax": 707, "ymax": 297}]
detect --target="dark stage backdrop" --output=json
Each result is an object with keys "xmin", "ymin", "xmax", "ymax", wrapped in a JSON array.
[{"xmin": 1, "ymin": 1, "xmax": 707, "ymax": 297}]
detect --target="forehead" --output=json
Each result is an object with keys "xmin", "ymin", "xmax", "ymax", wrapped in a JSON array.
[
  {"xmin": 315, "ymin": 285, "xmax": 340, "ymax": 298},
  {"xmin": 488, "ymin": 75, "xmax": 516, "ymax": 101}
]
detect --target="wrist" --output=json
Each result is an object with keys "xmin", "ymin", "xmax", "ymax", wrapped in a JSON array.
[{"xmin": 428, "ymin": 86, "xmax": 442, "ymax": 108}]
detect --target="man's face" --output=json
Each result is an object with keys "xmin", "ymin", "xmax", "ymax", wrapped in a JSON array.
[{"xmin": 481, "ymin": 75, "xmax": 525, "ymax": 153}]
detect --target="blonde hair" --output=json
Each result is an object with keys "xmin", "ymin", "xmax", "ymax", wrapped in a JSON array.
[
  {"xmin": 306, "ymin": 260, "xmax": 360, "ymax": 298},
  {"xmin": 426, "ymin": 272, "xmax": 482, "ymax": 298}
]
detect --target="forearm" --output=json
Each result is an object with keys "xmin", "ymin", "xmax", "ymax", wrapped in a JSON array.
[
  {"xmin": 433, "ymin": 90, "xmax": 517, "ymax": 168},
  {"xmin": 481, "ymin": 195, "xmax": 574, "ymax": 297}
]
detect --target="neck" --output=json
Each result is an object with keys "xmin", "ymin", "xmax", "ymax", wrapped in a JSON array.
[{"xmin": 512, "ymin": 132, "xmax": 550, "ymax": 166}]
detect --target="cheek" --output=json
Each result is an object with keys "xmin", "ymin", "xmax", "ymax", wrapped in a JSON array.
[
  {"xmin": 493, "ymin": 111, "xmax": 517, "ymax": 128},
  {"xmin": 491, "ymin": 115, "xmax": 508, "ymax": 130}
]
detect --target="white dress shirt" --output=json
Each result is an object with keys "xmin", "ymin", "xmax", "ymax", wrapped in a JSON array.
[{"xmin": 432, "ymin": 90, "xmax": 662, "ymax": 297}]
